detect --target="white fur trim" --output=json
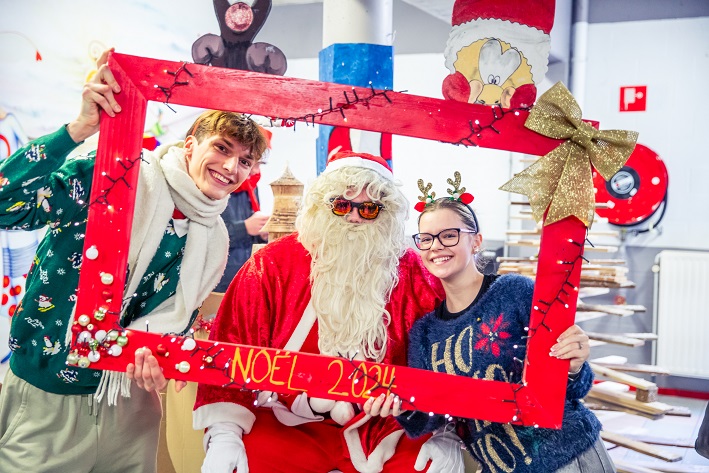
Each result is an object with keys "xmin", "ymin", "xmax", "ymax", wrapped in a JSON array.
[
  {"xmin": 324, "ymin": 156, "xmax": 393, "ymax": 180},
  {"xmin": 193, "ymin": 401, "xmax": 257, "ymax": 434},
  {"xmin": 271, "ymin": 392, "xmax": 325, "ymax": 426},
  {"xmin": 342, "ymin": 415, "xmax": 405, "ymax": 473},
  {"xmin": 444, "ymin": 18, "xmax": 551, "ymax": 83},
  {"xmin": 283, "ymin": 300, "xmax": 317, "ymax": 351},
  {"xmin": 309, "ymin": 397, "xmax": 337, "ymax": 413},
  {"xmin": 202, "ymin": 422, "xmax": 243, "ymax": 454},
  {"xmin": 330, "ymin": 400, "xmax": 356, "ymax": 426}
]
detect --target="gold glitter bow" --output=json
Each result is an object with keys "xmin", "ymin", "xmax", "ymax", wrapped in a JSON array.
[{"xmin": 499, "ymin": 82, "xmax": 639, "ymax": 227}]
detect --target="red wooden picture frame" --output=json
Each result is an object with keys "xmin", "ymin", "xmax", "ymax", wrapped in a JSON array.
[{"xmin": 70, "ymin": 52, "xmax": 588, "ymax": 428}]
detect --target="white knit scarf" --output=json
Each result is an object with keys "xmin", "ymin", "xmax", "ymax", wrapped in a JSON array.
[{"xmin": 94, "ymin": 141, "xmax": 229, "ymax": 404}]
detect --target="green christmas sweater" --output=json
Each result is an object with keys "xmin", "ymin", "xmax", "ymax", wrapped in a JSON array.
[{"xmin": 0, "ymin": 126, "xmax": 190, "ymax": 395}]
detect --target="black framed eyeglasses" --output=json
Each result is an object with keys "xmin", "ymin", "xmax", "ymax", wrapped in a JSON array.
[
  {"xmin": 330, "ymin": 196, "xmax": 384, "ymax": 220},
  {"xmin": 412, "ymin": 228, "xmax": 477, "ymax": 250}
]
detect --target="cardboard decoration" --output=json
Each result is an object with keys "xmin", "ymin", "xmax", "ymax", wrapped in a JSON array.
[
  {"xmin": 71, "ymin": 52, "xmax": 590, "ymax": 428},
  {"xmin": 443, "ymin": 0, "xmax": 555, "ymax": 108}
]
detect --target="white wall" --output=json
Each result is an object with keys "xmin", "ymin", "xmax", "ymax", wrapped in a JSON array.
[
  {"xmin": 257, "ymin": 54, "xmax": 513, "ymax": 243},
  {"xmin": 0, "ymin": 1, "xmax": 513, "ymax": 244},
  {"xmin": 0, "ymin": 0, "xmax": 218, "ymax": 135},
  {"xmin": 1, "ymin": 2, "xmax": 707, "ymax": 250},
  {"xmin": 582, "ymin": 17, "xmax": 709, "ymax": 250},
  {"xmin": 392, "ymin": 54, "xmax": 513, "ymax": 242}
]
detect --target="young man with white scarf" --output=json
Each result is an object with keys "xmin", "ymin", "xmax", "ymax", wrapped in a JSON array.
[
  {"xmin": 194, "ymin": 151, "xmax": 465, "ymax": 473},
  {"xmin": 0, "ymin": 50, "xmax": 267, "ymax": 472}
]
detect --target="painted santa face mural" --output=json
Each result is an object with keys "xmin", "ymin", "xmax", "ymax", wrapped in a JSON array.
[
  {"xmin": 442, "ymin": 0, "xmax": 556, "ymax": 109},
  {"xmin": 458, "ymin": 38, "xmax": 533, "ymax": 107}
]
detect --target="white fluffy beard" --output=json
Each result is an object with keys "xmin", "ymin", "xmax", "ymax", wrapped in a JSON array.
[{"xmin": 300, "ymin": 211, "xmax": 404, "ymax": 362}]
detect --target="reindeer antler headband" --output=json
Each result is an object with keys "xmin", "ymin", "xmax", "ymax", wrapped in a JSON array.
[{"xmin": 414, "ymin": 171, "xmax": 474, "ymax": 212}]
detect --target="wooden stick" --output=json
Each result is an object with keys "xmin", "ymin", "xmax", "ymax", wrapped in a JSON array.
[
  {"xmin": 631, "ymin": 462, "xmax": 709, "ymax": 473},
  {"xmin": 589, "ymin": 401, "xmax": 691, "ymax": 418},
  {"xmin": 575, "ymin": 310, "xmax": 626, "ymax": 321},
  {"xmin": 621, "ymin": 434, "xmax": 696, "ymax": 449},
  {"xmin": 577, "ymin": 303, "xmax": 635, "ymax": 316},
  {"xmin": 495, "ymin": 273, "xmax": 636, "ymax": 289},
  {"xmin": 580, "ymin": 280, "xmax": 636, "ymax": 289},
  {"xmin": 585, "ymin": 401, "xmax": 666, "ymax": 420},
  {"xmin": 589, "ymin": 363, "xmax": 658, "ymax": 402},
  {"xmin": 622, "ymin": 305, "xmax": 647, "ymax": 312},
  {"xmin": 590, "ymin": 362, "xmax": 671, "ymax": 376},
  {"xmin": 614, "ymin": 459, "xmax": 665, "ymax": 473},
  {"xmin": 505, "ymin": 240, "xmax": 619, "ymax": 253},
  {"xmin": 601, "ymin": 431, "xmax": 683, "ymax": 462},
  {"xmin": 587, "ymin": 259, "xmax": 628, "ymax": 265},
  {"xmin": 581, "ymin": 270, "xmax": 626, "ymax": 283},
  {"xmin": 581, "ymin": 264, "xmax": 629, "ymax": 272},
  {"xmin": 589, "ymin": 230, "xmax": 622, "ymax": 237},
  {"xmin": 496, "ymin": 256, "xmax": 539, "ymax": 262},
  {"xmin": 575, "ymin": 312, "xmax": 612, "ymax": 323},
  {"xmin": 579, "ymin": 287, "xmax": 611, "ymax": 298},
  {"xmin": 586, "ymin": 332, "xmax": 646, "ymax": 347},
  {"xmin": 505, "ymin": 229, "xmax": 621, "ymax": 238},
  {"xmin": 587, "ymin": 387, "xmax": 674, "ymax": 416},
  {"xmin": 622, "ymin": 333, "xmax": 658, "ymax": 341},
  {"xmin": 614, "ymin": 460, "xmax": 665, "ymax": 473},
  {"xmin": 589, "ymin": 363, "xmax": 658, "ymax": 391}
]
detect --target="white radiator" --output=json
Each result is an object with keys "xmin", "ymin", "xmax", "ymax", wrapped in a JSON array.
[{"xmin": 653, "ymin": 250, "xmax": 709, "ymax": 378}]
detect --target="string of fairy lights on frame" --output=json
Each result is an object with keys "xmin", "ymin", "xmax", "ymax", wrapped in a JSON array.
[
  {"xmin": 154, "ymin": 62, "xmax": 532, "ymax": 142},
  {"xmin": 66, "ymin": 54, "xmax": 591, "ymax": 426}
]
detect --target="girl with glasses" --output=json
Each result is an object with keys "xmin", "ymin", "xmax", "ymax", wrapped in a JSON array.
[{"xmin": 365, "ymin": 180, "xmax": 616, "ymax": 473}]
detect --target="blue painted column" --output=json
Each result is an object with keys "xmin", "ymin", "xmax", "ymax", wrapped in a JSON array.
[{"xmin": 316, "ymin": 0, "xmax": 394, "ymax": 174}]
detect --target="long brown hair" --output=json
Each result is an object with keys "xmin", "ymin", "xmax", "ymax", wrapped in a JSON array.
[{"xmin": 418, "ymin": 197, "xmax": 479, "ymax": 234}]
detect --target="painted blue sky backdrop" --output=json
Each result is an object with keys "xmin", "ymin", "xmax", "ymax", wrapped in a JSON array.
[{"xmin": 0, "ymin": 0, "xmax": 227, "ymax": 139}]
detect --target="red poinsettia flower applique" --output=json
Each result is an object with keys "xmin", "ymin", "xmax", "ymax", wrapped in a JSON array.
[{"xmin": 474, "ymin": 313, "xmax": 511, "ymax": 357}]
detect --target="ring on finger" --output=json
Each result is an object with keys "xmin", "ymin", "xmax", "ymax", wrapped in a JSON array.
[{"xmin": 578, "ymin": 341, "xmax": 583, "ymax": 350}]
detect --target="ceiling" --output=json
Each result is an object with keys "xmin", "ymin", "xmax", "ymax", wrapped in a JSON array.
[
  {"xmin": 272, "ymin": 0, "xmax": 454, "ymax": 24},
  {"xmin": 260, "ymin": 0, "xmax": 454, "ymax": 59},
  {"xmin": 264, "ymin": 0, "xmax": 572, "ymax": 72}
]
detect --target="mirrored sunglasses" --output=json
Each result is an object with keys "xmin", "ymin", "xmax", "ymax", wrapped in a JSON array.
[{"xmin": 330, "ymin": 197, "xmax": 384, "ymax": 220}]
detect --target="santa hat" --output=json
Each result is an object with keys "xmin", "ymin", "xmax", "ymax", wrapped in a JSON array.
[
  {"xmin": 258, "ymin": 126, "xmax": 273, "ymax": 149},
  {"xmin": 323, "ymin": 150, "xmax": 393, "ymax": 181},
  {"xmin": 444, "ymin": 0, "xmax": 555, "ymax": 84},
  {"xmin": 258, "ymin": 125, "xmax": 272, "ymax": 162},
  {"xmin": 230, "ymin": 126, "xmax": 273, "ymax": 211}
]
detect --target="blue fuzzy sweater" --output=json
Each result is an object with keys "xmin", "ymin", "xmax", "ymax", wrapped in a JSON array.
[{"xmin": 398, "ymin": 274, "xmax": 602, "ymax": 472}]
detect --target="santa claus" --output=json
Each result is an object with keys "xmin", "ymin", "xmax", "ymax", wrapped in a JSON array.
[{"xmin": 194, "ymin": 151, "xmax": 463, "ymax": 472}]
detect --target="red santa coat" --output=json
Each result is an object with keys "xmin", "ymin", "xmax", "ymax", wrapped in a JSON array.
[{"xmin": 194, "ymin": 233, "xmax": 444, "ymax": 465}]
